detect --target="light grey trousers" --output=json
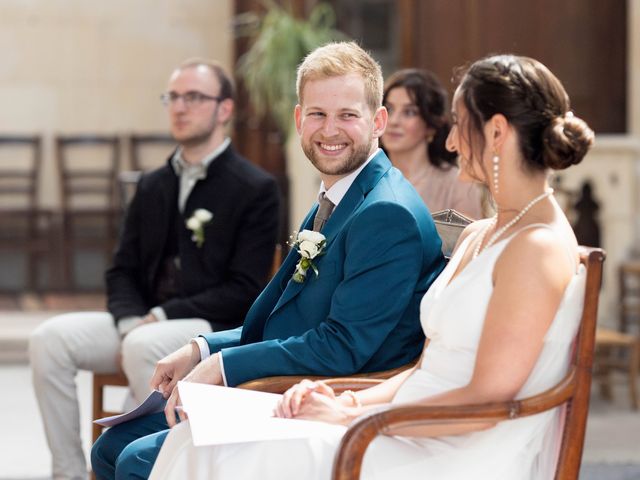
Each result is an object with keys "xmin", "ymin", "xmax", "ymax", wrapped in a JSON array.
[{"xmin": 29, "ymin": 312, "xmax": 211, "ymax": 480}]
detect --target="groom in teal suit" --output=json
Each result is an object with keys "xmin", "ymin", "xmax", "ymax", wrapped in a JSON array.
[{"xmin": 91, "ymin": 41, "xmax": 445, "ymax": 479}]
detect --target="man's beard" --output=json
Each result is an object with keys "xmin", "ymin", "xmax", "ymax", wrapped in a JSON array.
[
  {"xmin": 302, "ymin": 137, "xmax": 373, "ymax": 177},
  {"xmin": 175, "ymin": 127, "xmax": 217, "ymax": 149},
  {"xmin": 172, "ymin": 105, "xmax": 220, "ymax": 149}
]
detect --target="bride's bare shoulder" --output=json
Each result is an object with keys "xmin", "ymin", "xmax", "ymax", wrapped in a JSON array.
[{"xmin": 496, "ymin": 225, "xmax": 577, "ymax": 285}]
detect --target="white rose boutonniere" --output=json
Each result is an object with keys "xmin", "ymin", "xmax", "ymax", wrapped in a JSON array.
[
  {"xmin": 288, "ymin": 229, "xmax": 326, "ymax": 283},
  {"xmin": 186, "ymin": 208, "xmax": 213, "ymax": 248}
]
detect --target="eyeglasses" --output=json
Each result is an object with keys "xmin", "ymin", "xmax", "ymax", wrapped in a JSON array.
[{"xmin": 160, "ymin": 91, "xmax": 223, "ymax": 108}]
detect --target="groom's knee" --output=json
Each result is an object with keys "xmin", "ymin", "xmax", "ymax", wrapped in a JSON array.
[
  {"xmin": 91, "ymin": 431, "xmax": 118, "ymax": 480},
  {"xmin": 114, "ymin": 430, "xmax": 169, "ymax": 479}
]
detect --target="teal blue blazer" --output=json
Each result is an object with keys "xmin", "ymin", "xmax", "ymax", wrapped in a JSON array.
[{"xmin": 202, "ymin": 150, "xmax": 445, "ymax": 386}]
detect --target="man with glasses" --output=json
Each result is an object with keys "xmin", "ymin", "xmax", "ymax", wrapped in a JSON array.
[{"xmin": 30, "ymin": 59, "xmax": 280, "ymax": 480}]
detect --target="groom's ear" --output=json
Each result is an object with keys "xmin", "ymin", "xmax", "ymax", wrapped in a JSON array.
[
  {"xmin": 294, "ymin": 105, "xmax": 302, "ymax": 134},
  {"xmin": 372, "ymin": 106, "xmax": 388, "ymax": 139}
]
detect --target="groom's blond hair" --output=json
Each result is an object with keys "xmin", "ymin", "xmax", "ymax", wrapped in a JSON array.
[{"xmin": 296, "ymin": 42, "xmax": 383, "ymax": 113}]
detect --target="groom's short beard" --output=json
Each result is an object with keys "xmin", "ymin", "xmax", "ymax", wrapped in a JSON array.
[{"xmin": 303, "ymin": 138, "xmax": 373, "ymax": 177}]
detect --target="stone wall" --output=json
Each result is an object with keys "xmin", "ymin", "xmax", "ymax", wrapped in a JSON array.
[
  {"xmin": 0, "ymin": 0, "xmax": 233, "ymax": 208},
  {"xmin": 555, "ymin": 136, "xmax": 640, "ymax": 327}
]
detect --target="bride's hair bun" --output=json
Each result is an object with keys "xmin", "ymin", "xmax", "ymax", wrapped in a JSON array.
[
  {"xmin": 458, "ymin": 55, "xmax": 595, "ymax": 173},
  {"xmin": 542, "ymin": 112, "xmax": 594, "ymax": 170}
]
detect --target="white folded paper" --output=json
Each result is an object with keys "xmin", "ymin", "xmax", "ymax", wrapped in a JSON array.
[{"xmin": 178, "ymin": 381, "xmax": 346, "ymax": 446}]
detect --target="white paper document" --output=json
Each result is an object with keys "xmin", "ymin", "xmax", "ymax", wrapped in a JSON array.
[
  {"xmin": 178, "ymin": 381, "xmax": 346, "ymax": 446},
  {"xmin": 93, "ymin": 389, "xmax": 166, "ymax": 427}
]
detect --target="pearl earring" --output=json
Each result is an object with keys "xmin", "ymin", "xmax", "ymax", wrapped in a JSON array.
[{"xmin": 492, "ymin": 153, "xmax": 500, "ymax": 193}]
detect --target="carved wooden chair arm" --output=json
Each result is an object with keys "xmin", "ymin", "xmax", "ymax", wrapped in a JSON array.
[
  {"xmin": 237, "ymin": 375, "xmax": 312, "ymax": 394},
  {"xmin": 324, "ymin": 378, "xmax": 385, "ymax": 394},
  {"xmin": 237, "ymin": 362, "xmax": 415, "ymax": 394},
  {"xmin": 332, "ymin": 366, "xmax": 577, "ymax": 480}
]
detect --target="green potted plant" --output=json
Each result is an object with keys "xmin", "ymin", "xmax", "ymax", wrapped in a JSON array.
[{"xmin": 236, "ymin": 1, "xmax": 346, "ymax": 140}]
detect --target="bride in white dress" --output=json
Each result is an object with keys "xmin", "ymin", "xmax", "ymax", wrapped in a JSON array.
[{"xmin": 149, "ymin": 54, "xmax": 595, "ymax": 480}]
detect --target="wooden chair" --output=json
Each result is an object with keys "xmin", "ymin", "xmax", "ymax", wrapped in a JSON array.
[
  {"xmin": 117, "ymin": 170, "xmax": 143, "ymax": 211},
  {"xmin": 594, "ymin": 328, "xmax": 639, "ymax": 409},
  {"xmin": 0, "ymin": 135, "xmax": 57, "ymax": 291},
  {"xmin": 594, "ymin": 260, "xmax": 640, "ymax": 410},
  {"xmin": 331, "ymin": 247, "xmax": 605, "ymax": 480},
  {"xmin": 617, "ymin": 260, "xmax": 640, "ymax": 333},
  {"xmin": 91, "ymin": 371, "xmax": 130, "ymax": 444},
  {"xmin": 112, "ymin": 134, "xmax": 176, "ymax": 212},
  {"xmin": 431, "ymin": 209, "xmax": 473, "ymax": 259},
  {"xmin": 56, "ymin": 135, "xmax": 121, "ymax": 290},
  {"xmin": 117, "ymin": 134, "xmax": 176, "ymax": 207},
  {"xmin": 237, "ymin": 362, "xmax": 415, "ymax": 394},
  {"xmin": 129, "ymin": 133, "xmax": 176, "ymax": 172}
]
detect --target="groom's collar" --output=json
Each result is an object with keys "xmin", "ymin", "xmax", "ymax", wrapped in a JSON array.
[{"xmin": 318, "ymin": 148, "xmax": 380, "ymax": 207}]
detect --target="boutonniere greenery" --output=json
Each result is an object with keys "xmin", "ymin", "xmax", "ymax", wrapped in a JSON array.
[
  {"xmin": 186, "ymin": 208, "xmax": 213, "ymax": 248},
  {"xmin": 288, "ymin": 229, "xmax": 326, "ymax": 283}
]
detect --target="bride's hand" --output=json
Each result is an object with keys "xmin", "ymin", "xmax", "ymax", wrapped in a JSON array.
[
  {"xmin": 295, "ymin": 391, "xmax": 354, "ymax": 425},
  {"xmin": 274, "ymin": 379, "xmax": 336, "ymax": 418}
]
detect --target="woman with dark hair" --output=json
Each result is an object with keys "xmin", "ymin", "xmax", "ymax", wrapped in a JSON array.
[
  {"xmin": 382, "ymin": 68, "xmax": 484, "ymax": 219},
  {"xmin": 147, "ymin": 55, "xmax": 594, "ymax": 480}
]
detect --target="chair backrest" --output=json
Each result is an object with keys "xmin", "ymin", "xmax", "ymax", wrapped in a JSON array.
[
  {"xmin": 56, "ymin": 135, "xmax": 120, "ymax": 211},
  {"xmin": 0, "ymin": 135, "xmax": 42, "ymax": 212},
  {"xmin": 431, "ymin": 209, "xmax": 473, "ymax": 258},
  {"xmin": 331, "ymin": 247, "xmax": 605, "ymax": 480},
  {"xmin": 129, "ymin": 133, "xmax": 176, "ymax": 172},
  {"xmin": 117, "ymin": 170, "xmax": 143, "ymax": 210},
  {"xmin": 554, "ymin": 247, "xmax": 605, "ymax": 478},
  {"xmin": 619, "ymin": 260, "xmax": 640, "ymax": 333},
  {"xmin": 117, "ymin": 134, "xmax": 176, "ymax": 208}
]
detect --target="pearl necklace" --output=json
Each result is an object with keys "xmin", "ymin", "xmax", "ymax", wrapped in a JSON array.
[{"xmin": 473, "ymin": 189, "xmax": 554, "ymax": 259}]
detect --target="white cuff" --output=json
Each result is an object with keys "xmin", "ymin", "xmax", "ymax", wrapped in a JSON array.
[
  {"xmin": 151, "ymin": 306, "xmax": 168, "ymax": 322},
  {"xmin": 117, "ymin": 316, "xmax": 143, "ymax": 337},
  {"xmin": 218, "ymin": 352, "xmax": 228, "ymax": 387},
  {"xmin": 192, "ymin": 339, "xmax": 227, "ymax": 386},
  {"xmin": 193, "ymin": 337, "xmax": 210, "ymax": 361}
]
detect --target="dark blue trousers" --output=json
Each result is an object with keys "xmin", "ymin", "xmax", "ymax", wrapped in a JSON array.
[{"xmin": 91, "ymin": 412, "xmax": 171, "ymax": 480}]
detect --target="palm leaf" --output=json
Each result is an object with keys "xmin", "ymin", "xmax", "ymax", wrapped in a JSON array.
[{"xmin": 236, "ymin": 2, "xmax": 347, "ymax": 138}]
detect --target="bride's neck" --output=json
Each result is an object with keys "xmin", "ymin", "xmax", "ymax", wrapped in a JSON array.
[{"xmin": 493, "ymin": 179, "xmax": 551, "ymax": 225}]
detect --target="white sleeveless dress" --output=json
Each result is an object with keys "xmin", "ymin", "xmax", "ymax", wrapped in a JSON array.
[{"xmin": 150, "ymin": 227, "xmax": 586, "ymax": 480}]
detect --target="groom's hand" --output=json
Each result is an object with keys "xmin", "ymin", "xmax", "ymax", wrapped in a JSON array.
[
  {"xmin": 164, "ymin": 352, "xmax": 224, "ymax": 427},
  {"xmin": 150, "ymin": 342, "xmax": 201, "ymax": 398}
]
